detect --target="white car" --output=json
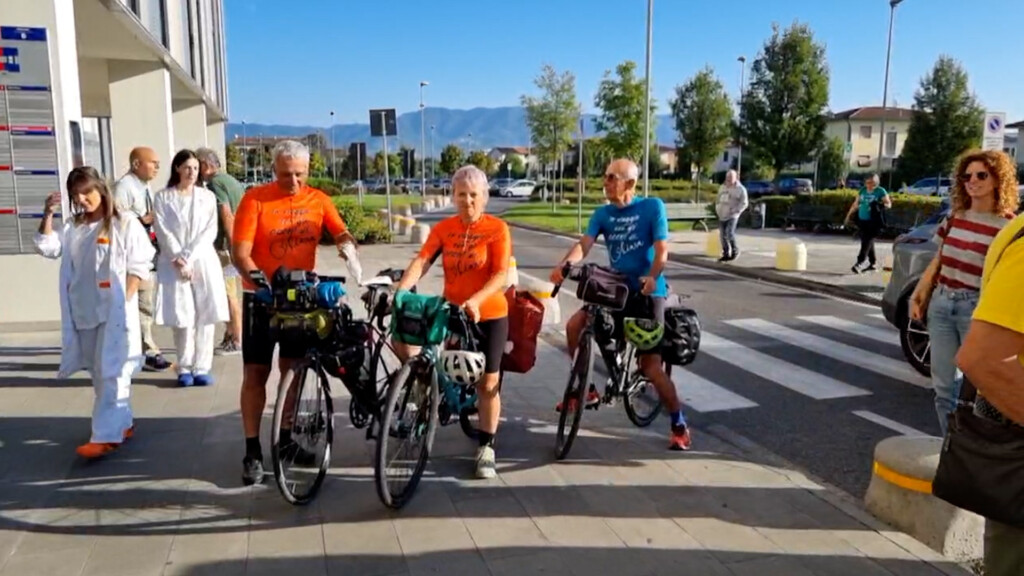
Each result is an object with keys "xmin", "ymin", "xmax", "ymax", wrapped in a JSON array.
[
  {"xmin": 498, "ymin": 179, "xmax": 536, "ymax": 198},
  {"xmin": 902, "ymin": 177, "xmax": 952, "ymax": 197}
]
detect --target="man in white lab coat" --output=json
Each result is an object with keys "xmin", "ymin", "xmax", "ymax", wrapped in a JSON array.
[{"xmin": 113, "ymin": 147, "xmax": 171, "ymax": 372}]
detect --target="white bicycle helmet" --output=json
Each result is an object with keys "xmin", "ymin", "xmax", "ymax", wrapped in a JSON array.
[{"xmin": 440, "ymin": 350, "xmax": 486, "ymax": 386}]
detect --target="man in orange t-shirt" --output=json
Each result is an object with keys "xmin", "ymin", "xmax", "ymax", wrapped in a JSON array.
[
  {"xmin": 231, "ymin": 139, "xmax": 356, "ymax": 486},
  {"xmin": 396, "ymin": 165, "xmax": 511, "ymax": 480}
]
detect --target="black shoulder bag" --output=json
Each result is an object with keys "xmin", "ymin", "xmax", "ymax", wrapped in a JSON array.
[{"xmin": 931, "ymin": 225, "xmax": 1024, "ymax": 528}]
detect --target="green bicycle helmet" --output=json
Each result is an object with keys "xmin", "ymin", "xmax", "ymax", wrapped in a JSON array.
[{"xmin": 623, "ymin": 317, "xmax": 665, "ymax": 351}]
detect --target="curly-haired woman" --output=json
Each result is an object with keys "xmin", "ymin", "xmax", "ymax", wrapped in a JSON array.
[{"xmin": 909, "ymin": 149, "xmax": 1020, "ymax": 435}]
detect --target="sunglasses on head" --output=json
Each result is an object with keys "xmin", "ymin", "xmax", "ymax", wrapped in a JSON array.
[{"xmin": 959, "ymin": 171, "xmax": 989, "ymax": 183}]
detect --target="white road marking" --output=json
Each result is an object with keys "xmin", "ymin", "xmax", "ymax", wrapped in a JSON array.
[
  {"xmin": 852, "ymin": 410, "xmax": 930, "ymax": 437},
  {"xmin": 725, "ymin": 318, "xmax": 927, "ymax": 387},
  {"xmin": 700, "ymin": 332, "xmax": 871, "ymax": 400},
  {"xmin": 867, "ymin": 313, "xmax": 886, "ymax": 320},
  {"xmin": 672, "ymin": 368, "xmax": 759, "ymax": 413},
  {"xmin": 797, "ymin": 315, "xmax": 899, "ymax": 346}
]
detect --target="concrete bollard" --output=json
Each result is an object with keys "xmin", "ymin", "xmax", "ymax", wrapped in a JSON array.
[
  {"xmin": 399, "ymin": 205, "xmax": 413, "ymax": 217},
  {"xmin": 506, "ymin": 257, "xmax": 520, "ymax": 288},
  {"xmin": 442, "ymin": 195, "xmax": 451, "ymax": 207},
  {"xmin": 398, "ymin": 217, "xmax": 415, "ymax": 235},
  {"xmin": 864, "ymin": 436, "xmax": 983, "ymax": 562},
  {"xmin": 519, "ymin": 274, "xmax": 561, "ymax": 326},
  {"xmin": 775, "ymin": 238, "xmax": 807, "ymax": 271},
  {"xmin": 377, "ymin": 208, "xmax": 389, "ymax": 221},
  {"xmin": 410, "ymin": 223, "xmax": 430, "ymax": 245},
  {"xmin": 425, "ymin": 199, "xmax": 436, "ymax": 211},
  {"xmin": 704, "ymin": 231, "xmax": 721, "ymax": 258}
]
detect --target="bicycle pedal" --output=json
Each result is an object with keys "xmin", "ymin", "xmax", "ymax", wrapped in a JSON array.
[{"xmin": 585, "ymin": 403, "xmax": 601, "ymax": 411}]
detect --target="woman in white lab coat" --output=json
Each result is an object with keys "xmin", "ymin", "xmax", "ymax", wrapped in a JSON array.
[
  {"xmin": 35, "ymin": 166, "xmax": 156, "ymax": 459},
  {"xmin": 153, "ymin": 149, "xmax": 229, "ymax": 387}
]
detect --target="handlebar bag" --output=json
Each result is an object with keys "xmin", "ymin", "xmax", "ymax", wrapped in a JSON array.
[
  {"xmin": 391, "ymin": 290, "xmax": 449, "ymax": 346},
  {"xmin": 576, "ymin": 265, "xmax": 630, "ymax": 310}
]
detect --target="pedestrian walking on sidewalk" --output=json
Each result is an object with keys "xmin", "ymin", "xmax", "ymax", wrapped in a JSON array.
[
  {"xmin": 844, "ymin": 174, "xmax": 891, "ymax": 273},
  {"xmin": 34, "ymin": 167, "xmax": 156, "ymax": 459},
  {"xmin": 153, "ymin": 150, "xmax": 230, "ymax": 388},
  {"xmin": 715, "ymin": 170, "xmax": 748, "ymax": 262},
  {"xmin": 908, "ymin": 150, "xmax": 1018, "ymax": 435},
  {"xmin": 113, "ymin": 147, "xmax": 172, "ymax": 372}
]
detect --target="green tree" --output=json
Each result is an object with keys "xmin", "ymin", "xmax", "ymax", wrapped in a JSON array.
[
  {"xmin": 439, "ymin": 144, "xmax": 464, "ymax": 176},
  {"xmin": 896, "ymin": 55, "xmax": 985, "ymax": 183},
  {"xmin": 371, "ymin": 150, "xmax": 402, "ymax": 178},
  {"xmin": 310, "ymin": 151, "xmax": 327, "ymax": 177},
  {"xmin": 816, "ymin": 136, "xmax": 847, "ymax": 187},
  {"xmin": 738, "ymin": 22, "xmax": 831, "ymax": 180},
  {"xmin": 593, "ymin": 60, "xmax": 657, "ymax": 161},
  {"xmin": 582, "ymin": 137, "xmax": 613, "ymax": 178},
  {"xmin": 500, "ymin": 154, "xmax": 526, "ymax": 178},
  {"xmin": 225, "ymin": 143, "xmax": 244, "ymax": 179},
  {"xmin": 521, "ymin": 65, "xmax": 581, "ymax": 168},
  {"xmin": 466, "ymin": 150, "xmax": 496, "ymax": 174},
  {"xmin": 670, "ymin": 66, "xmax": 734, "ymax": 181}
]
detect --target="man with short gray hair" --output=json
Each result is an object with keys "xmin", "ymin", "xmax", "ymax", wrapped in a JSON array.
[
  {"xmin": 197, "ymin": 147, "xmax": 245, "ymax": 355},
  {"xmin": 232, "ymin": 139, "xmax": 358, "ymax": 485}
]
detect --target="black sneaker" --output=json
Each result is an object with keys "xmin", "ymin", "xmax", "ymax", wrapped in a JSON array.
[
  {"xmin": 143, "ymin": 354, "xmax": 171, "ymax": 372},
  {"xmin": 850, "ymin": 264, "xmax": 862, "ymax": 274},
  {"xmin": 864, "ymin": 264, "xmax": 878, "ymax": 272},
  {"xmin": 242, "ymin": 456, "xmax": 265, "ymax": 486}
]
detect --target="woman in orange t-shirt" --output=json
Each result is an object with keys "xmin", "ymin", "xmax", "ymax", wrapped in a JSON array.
[{"xmin": 395, "ymin": 165, "xmax": 511, "ymax": 479}]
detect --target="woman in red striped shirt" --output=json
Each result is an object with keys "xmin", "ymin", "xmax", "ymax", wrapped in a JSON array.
[{"xmin": 909, "ymin": 149, "xmax": 1020, "ymax": 435}]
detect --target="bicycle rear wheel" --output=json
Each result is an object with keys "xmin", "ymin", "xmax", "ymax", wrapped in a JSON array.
[
  {"xmin": 374, "ymin": 361, "xmax": 438, "ymax": 509},
  {"xmin": 271, "ymin": 361, "xmax": 334, "ymax": 505},
  {"xmin": 623, "ymin": 352, "xmax": 667, "ymax": 428},
  {"xmin": 555, "ymin": 337, "xmax": 593, "ymax": 460}
]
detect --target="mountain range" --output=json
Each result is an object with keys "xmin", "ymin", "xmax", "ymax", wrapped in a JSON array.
[{"xmin": 226, "ymin": 106, "xmax": 679, "ymax": 154}]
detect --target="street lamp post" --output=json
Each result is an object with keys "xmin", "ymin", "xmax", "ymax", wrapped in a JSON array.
[
  {"xmin": 329, "ymin": 111, "xmax": 336, "ymax": 181},
  {"xmin": 241, "ymin": 120, "xmax": 248, "ymax": 181},
  {"xmin": 877, "ymin": 0, "xmax": 904, "ymax": 175},
  {"xmin": 737, "ymin": 56, "xmax": 746, "ymax": 177},
  {"xmin": 419, "ymin": 81, "xmax": 429, "ymax": 196},
  {"xmin": 429, "ymin": 125, "xmax": 436, "ymax": 181},
  {"xmin": 641, "ymin": 0, "xmax": 653, "ymax": 197}
]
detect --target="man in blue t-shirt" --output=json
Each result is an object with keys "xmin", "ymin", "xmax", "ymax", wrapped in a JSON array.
[{"xmin": 549, "ymin": 158, "xmax": 691, "ymax": 451}]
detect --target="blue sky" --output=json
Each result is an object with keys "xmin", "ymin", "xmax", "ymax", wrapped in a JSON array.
[{"xmin": 225, "ymin": 0, "xmax": 1024, "ymax": 128}]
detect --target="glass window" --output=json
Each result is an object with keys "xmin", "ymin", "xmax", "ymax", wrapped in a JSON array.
[
  {"xmin": 193, "ymin": 0, "xmax": 204, "ymax": 88},
  {"xmin": 859, "ymin": 125, "xmax": 872, "ymax": 139},
  {"xmin": 140, "ymin": 0, "xmax": 167, "ymax": 47},
  {"xmin": 179, "ymin": 0, "xmax": 192, "ymax": 76},
  {"xmin": 884, "ymin": 131, "xmax": 897, "ymax": 157}
]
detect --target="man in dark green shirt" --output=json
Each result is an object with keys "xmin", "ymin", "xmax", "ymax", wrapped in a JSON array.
[{"xmin": 197, "ymin": 147, "xmax": 245, "ymax": 355}]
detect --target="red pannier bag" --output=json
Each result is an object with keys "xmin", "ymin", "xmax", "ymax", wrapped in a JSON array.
[{"xmin": 501, "ymin": 286, "xmax": 544, "ymax": 374}]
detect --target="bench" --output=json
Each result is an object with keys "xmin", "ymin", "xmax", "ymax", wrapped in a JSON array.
[
  {"xmin": 665, "ymin": 202, "xmax": 712, "ymax": 232},
  {"xmin": 784, "ymin": 204, "xmax": 836, "ymax": 232}
]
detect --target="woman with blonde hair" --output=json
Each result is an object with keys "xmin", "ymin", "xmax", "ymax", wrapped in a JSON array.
[
  {"xmin": 909, "ymin": 149, "xmax": 1020, "ymax": 435},
  {"xmin": 34, "ymin": 166, "xmax": 157, "ymax": 458}
]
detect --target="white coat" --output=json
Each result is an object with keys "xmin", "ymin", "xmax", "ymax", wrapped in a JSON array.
[
  {"xmin": 34, "ymin": 215, "xmax": 156, "ymax": 379},
  {"xmin": 152, "ymin": 185, "xmax": 230, "ymax": 328}
]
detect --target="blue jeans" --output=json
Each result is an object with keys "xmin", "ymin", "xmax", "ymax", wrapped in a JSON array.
[
  {"xmin": 719, "ymin": 217, "xmax": 739, "ymax": 258},
  {"xmin": 927, "ymin": 286, "xmax": 979, "ymax": 436}
]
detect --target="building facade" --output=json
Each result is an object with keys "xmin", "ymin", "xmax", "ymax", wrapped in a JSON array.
[
  {"xmin": 827, "ymin": 106, "xmax": 913, "ymax": 172},
  {"xmin": 2, "ymin": 0, "xmax": 229, "ymax": 324}
]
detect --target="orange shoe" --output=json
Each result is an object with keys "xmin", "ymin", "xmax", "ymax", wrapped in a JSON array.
[
  {"xmin": 669, "ymin": 425, "xmax": 692, "ymax": 451},
  {"xmin": 76, "ymin": 442, "xmax": 120, "ymax": 459},
  {"xmin": 123, "ymin": 426, "xmax": 135, "ymax": 441}
]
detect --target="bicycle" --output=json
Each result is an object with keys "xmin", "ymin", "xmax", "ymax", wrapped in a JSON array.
[
  {"xmin": 252, "ymin": 267, "xmax": 397, "ymax": 505},
  {"xmin": 373, "ymin": 299, "xmax": 486, "ymax": 509},
  {"xmin": 549, "ymin": 262, "xmax": 673, "ymax": 461}
]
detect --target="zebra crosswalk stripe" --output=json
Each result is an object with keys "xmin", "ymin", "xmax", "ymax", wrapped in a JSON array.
[
  {"xmin": 797, "ymin": 315, "xmax": 899, "ymax": 346},
  {"xmin": 724, "ymin": 318, "xmax": 926, "ymax": 387},
  {"xmin": 671, "ymin": 367, "xmax": 758, "ymax": 413}
]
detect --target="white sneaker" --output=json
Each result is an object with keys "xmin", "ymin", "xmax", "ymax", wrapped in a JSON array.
[{"xmin": 475, "ymin": 445, "xmax": 496, "ymax": 479}]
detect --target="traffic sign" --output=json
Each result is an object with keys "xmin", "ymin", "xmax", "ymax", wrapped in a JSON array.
[
  {"xmin": 843, "ymin": 141, "xmax": 853, "ymax": 159},
  {"xmin": 369, "ymin": 108, "xmax": 397, "ymax": 137},
  {"xmin": 982, "ymin": 111, "xmax": 1005, "ymax": 152}
]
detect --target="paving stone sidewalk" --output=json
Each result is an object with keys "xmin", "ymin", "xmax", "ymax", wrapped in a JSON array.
[{"xmin": 0, "ymin": 243, "xmax": 968, "ymax": 576}]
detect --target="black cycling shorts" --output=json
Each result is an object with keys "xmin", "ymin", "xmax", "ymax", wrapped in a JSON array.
[
  {"xmin": 611, "ymin": 294, "xmax": 666, "ymax": 357},
  {"xmin": 475, "ymin": 316, "xmax": 509, "ymax": 375},
  {"xmin": 242, "ymin": 291, "xmax": 306, "ymax": 366}
]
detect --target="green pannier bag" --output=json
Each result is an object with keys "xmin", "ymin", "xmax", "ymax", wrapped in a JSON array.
[{"xmin": 390, "ymin": 290, "xmax": 450, "ymax": 346}]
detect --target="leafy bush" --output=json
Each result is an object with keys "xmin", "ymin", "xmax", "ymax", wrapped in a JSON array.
[
  {"xmin": 748, "ymin": 191, "xmax": 943, "ymax": 230},
  {"xmin": 307, "ymin": 177, "xmax": 344, "ymax": 196},
  {"xmin": 324, "ymin": 198, "xmax": 392, "ymax": 245}
]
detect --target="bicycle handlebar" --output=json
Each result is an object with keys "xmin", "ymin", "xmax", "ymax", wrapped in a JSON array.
[{"xmin": 550, "ymin": 261, "xmax": 577, "ymax": 298}]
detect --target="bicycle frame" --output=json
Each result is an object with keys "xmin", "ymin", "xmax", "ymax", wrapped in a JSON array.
[{"xmin": 580, "ymin": 303, "xmax": 642, "ymax": 403}]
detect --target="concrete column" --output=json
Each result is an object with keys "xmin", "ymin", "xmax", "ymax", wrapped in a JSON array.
[
  {"xmin": 206, "ymin": 120, "xmax": 226, "ymax": 167},
  {"xmin": 1, "ymin": 0, "xmax": 82, "ymax": 325},
  {"xmin": 108, "ymin": 61, "xmax": 174, "ymax": 186},
  {"xmin": 172, "ymin": 101, "xmax": 208, "ymax": 152}
]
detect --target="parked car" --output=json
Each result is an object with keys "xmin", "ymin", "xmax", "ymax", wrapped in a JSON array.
[
  {"xmin": 902, "ymin": 177, "xmax": 953, "ymax": 197},
  {"xmin": 882, "ymin": 189, "xmax": 1024, "ymax": 375},
  {"xmin": 498, "ymin": 179, "xmax": 536, "ymax": 198},
  {"xmin": 777, "ymin": 178, "xmax": 814, "ymax": 195},
  {"xmin": 743, "ymin": 180, "xmax": 776, "ymax": 198}
]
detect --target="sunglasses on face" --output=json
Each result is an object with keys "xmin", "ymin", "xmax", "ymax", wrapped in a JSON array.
[{"xmin": 959, "ymin": 171, "xmax": 989, "ymax": 183}]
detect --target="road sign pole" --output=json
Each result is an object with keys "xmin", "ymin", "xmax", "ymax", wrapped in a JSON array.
[{"xmin": 381, "ymin": 111, "xmax": 393, "ymax": 237}]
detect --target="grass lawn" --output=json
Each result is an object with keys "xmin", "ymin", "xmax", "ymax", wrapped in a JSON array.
[
  {"xmin": 335, "ymin": 194, "xmax": 423, "ymax": 211},
  {"xmin": 502, "ymin": 203, "xmax": 704, "ymax": 234}
]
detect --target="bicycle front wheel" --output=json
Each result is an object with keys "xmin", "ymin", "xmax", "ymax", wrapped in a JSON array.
[
  {"xmin": 374, "ymin": 361, "xmax": 438, "ymax": 509},
  {"xmin": 555, "ymin": 336, "xmax": 593, "ymax": 460},
  {"xmin": 271, "ymin": 361, "xmax": 334, "ymax": 505}
]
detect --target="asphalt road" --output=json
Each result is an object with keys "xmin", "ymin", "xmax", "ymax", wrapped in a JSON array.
[{"xmin": 422, "ymin": 196, "xmax": 939, "ymax": 499}]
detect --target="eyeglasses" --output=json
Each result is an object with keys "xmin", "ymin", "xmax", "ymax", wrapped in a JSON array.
[{"xmin": 959, "ymin": 171, "xmax": 990, "ymax": 183}]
